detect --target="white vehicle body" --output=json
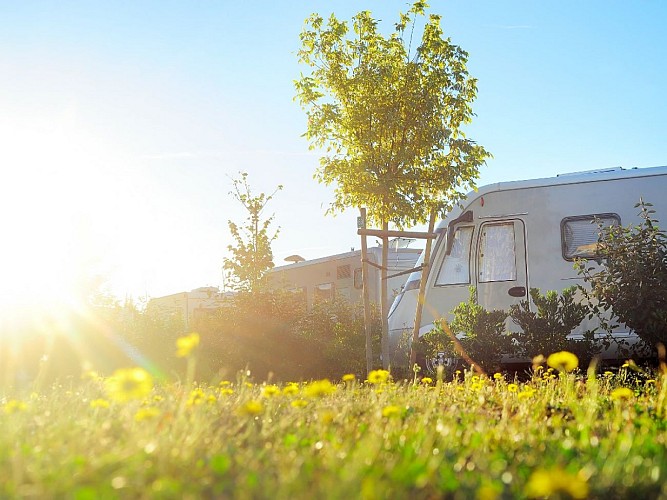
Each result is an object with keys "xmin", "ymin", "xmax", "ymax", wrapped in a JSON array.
[
  {"xmin": 388, "ymin": 166, "xmax": 667, "ymax": 363},
  {"xmin": 269, "ymin": 243, "xmax": 421, "ymax": 310}
]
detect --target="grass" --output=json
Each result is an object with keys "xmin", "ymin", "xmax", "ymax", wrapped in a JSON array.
[{"xmin": 1, "ymin": 353, "xmax": 666, "ymax": 499}]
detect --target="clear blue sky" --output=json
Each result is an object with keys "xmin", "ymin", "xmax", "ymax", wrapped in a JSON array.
[{"xmin": 1, "ymin": 1, "xmax": 665, "ymax": 302}]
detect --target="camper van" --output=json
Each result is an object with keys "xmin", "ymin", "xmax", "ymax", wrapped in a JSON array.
[
  {"xmin": 269, "ymin": 241, "xmax": 422, "ymax": 310},
  {"xmin": 388, "ymin": 166, "xmax": 667, "ymax": 364}
]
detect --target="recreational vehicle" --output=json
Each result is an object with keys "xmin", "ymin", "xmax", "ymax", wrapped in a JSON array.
[
  {"xmin": 269, "ymin": 241, "xmax": 422, "ymax": 310},
  {"xmin": 388, "ymin": 166, "xmax": 667, "ymax": 364}
]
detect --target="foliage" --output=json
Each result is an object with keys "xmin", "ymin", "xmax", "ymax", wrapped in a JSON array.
[
  {"xmin": 418, "ymin": 287, "xmax": 511, "ymax": 373},
  {"xmin": 509, "ymin": 287, "xmax": 598, "ymax": 362},
  {"xmin": 295, "ymin": 2, "xmax": 490, "ymax": 227},
  {"xmin": 223, "ymin": 172, "xmax": 282, "ymax": 293},
  {"xmin": 1, "ymin": 361, "xmax": 666, "ymax": 498},
  {"xmin": 576, "ymin": 199, "xmax": 667, "ymax": 352}
]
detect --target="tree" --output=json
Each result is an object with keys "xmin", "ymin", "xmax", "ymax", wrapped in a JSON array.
[
  {"xmin": 223, "ymin": 172, "xmax": 282, "ymax": 293},
  {"xmin": 295, "ymin": 2, "xmax": 490, "ymax": 365}
]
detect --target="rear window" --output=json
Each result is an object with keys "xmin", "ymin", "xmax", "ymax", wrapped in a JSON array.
[{"xmin": 561, "ymin": 214, "xmax": 620, "ymax": 260}]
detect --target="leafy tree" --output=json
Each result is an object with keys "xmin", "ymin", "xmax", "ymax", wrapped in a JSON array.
[
  {"xmin": 223, "ymin": 172, "xmax": 282, "ymax": 293},
  {"xmin": 576, "ymin": 200, "xmax": 667, "ymax": 353},
  {"xmin": 295, "ymin": 2, "xmax": 490, "ymax": 364}
]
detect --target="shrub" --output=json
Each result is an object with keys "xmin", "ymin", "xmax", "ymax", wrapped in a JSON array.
[
  {"xmin": 576, "ymin": 199, "xmax": 667, "ymax": 353},
  {"xmin": 509, "ymin": 287, "xmax": 598, "ymax": 362}
]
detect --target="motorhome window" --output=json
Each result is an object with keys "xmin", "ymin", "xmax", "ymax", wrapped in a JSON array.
[
  {"xmin": 314, "ymin": 282, "xmax": 335, "ymax": 302},
  {"xmin": 353, "ymin": 268, "xmax": 363, "ymax": 289},
  {"xmin": 435, "ymin": 226, "xmax": 473, "ymax": 286},
  {"xmin": 478, "ymin": 223, "xmax": 517, "ymax": 282},
  {"xmin": 337, "ymin": 264, "xmax": 351, "ymax": 280},
  {"xmin": 561, "ymin": 214, "xmax": 620, "ymax": 260}
]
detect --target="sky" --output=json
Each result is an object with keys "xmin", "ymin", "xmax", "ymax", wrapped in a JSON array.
[{"xmin": 1, "ymin": 1, "xmax": 666, "ymax": 305}]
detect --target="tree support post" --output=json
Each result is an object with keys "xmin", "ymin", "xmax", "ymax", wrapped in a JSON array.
[{"xmin": 358, "ymin": 208, "xmax": 374, "ymax": 375}]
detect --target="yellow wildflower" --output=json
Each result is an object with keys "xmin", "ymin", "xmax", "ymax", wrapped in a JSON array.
[
  {"xmin": 262, "ymin": 385, "xmax": 281, "ymax": 398},
  {"xmin": 106, "ymin": 368, "xmax": 153, "ymax": 402},
  {"xmin": 90, "ymin": 399, "xmax": 111, "ymax": 409},
  {"xmin": 219, "ymin": 380, "xmax": 232, "ymax": 387},
  {"xmin": 547, "ymin": 351, "xmax": 579, "ymax": 372},
  {"xmin": 283, "ymin": 384, "xmax": 299, "ymax": 395},
  {"xmin": 304, "ymin": 379, "xmax": 336, "ymax": 398},
  {"xmin": 382, "ymin": 405, "xmax": 401, "ymax": 418},
  {"xmin": 367, "ymin": 369, "xmax": 391, "ymax": 384},
  {"xmin": 134, "ymin": 406, "xmax": 160, "ymax": 422},
  {"xmin": 518, "ymin": 389, "xmax": 536, "ymax": 400},
  {"xmin": 176, "ymin": 332, "xmax": 200, "ymax": 358},
  {"xmin": 524, "ymin": 468, "xmax": 588, "ymax": 499},
  {"xmin": 187, "ymin": 388, "xmax": 215, "ymax": 406},
  {"xmin": 610, "ymin": 387, "xmax": 634, "ymax": 400},
  {"xmin": 342, "ymin": 374, "xmax": 356, "ymax": 382},
  {"xmin": 237, "ymin": 400, "xmax": 264, "ymax": 416},
  {"xmin": 507, "ymin": 383, "xmax": 519, "ymax": 393},
  {"xmin": 290, "ymin": 399, "xmax": 308, "ymax": 408},
  {"xmin": 220, "ymin": 388, "xmax": 234, "ymax": 396},
  {"xmin": 421, "ymin": 377, "xmax": 433, "ymax": 384},
  {"xmin": 471, "ymin": 382, "xmax": 483, "ymax": 392},
  {"xmin": 493, "ymin": 372, "xmax": 503, "ymax": 380},
  {"xmin": 3, "ymin": 400, "xmax": 27, "ymax": 414}
]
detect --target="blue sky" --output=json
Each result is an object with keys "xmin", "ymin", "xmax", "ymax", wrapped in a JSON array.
[{"xmin": 1, "ymin": 1, "xmax": 665, "ymax": 302}]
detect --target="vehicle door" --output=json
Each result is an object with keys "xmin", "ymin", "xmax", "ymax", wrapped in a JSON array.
[{"xmin": 475, "ymin": 219, "xmax": 528, "ymax": 314}]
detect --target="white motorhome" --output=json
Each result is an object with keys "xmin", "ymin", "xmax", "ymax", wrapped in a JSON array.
[
  {"xmin": 388, "ymin": 166, "xmax": 667, "ymax": 364},
  {"xmin": 269, "ymin": 241, "xmax": 422, "ymax": 310}
]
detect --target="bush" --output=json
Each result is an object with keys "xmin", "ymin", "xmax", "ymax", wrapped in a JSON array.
[
  {"xmin": 419, "ymin": 288, "xmax": 511, "ymax": 373},
  {"xmin": 576, "ymin": 200, "xmax": 667, "ymax": 353},
  {"xmin": 509, "ymin": 287, "xmax": 598, "ymax": 362}
]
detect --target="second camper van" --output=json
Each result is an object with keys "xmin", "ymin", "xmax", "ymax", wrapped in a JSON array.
[{"xmin": 388, "ymin": 165, "xmax": 667, "ymax": 365}]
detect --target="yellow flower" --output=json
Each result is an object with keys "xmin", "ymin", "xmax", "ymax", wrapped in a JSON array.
[
  {"xmin": 547, "ymin": 351, "xmax": 579, "ymax": 372},
  {"xmin": 106, "ymin": 368, "xmax": 153, "ymax": 402},
  {"xmin": 282, "ymin": 384, "xmax": 299, "ymax": 395},
  {"xmin": 304, "ymin": 379, "xmax": 336, "ymax": 398},
  {"xmin": 187, "ymin": 388, "xmax": 215, "ymax": 406},
  {"xmin": 134, "ymin": 406, "xmax": 160, "ymax": 422},
  {"xmin": 382, "ymin": 405, "xmax": 401, "ymax": 418},
  {"xmin": 421, "ymin": 377, "xmax": 433, "ymax": 384},
  {"xmin": 290, "ymin": 399, "xmax": 308, "ymax": 408},
  {"xmin": 610, "ymin": 387, "xmax": 634, "ymax": 400},
  {"xmin": 507, "ymin": 383, "xmax": 519, "ymax": 393},
  {"xmin": 219, "ymin": 380, "xmax": 232, "ymax": 387},
  {"xmin": 237, "ymin": 400, "xmax": 264, "ymax": 416},
  {"xmin": 342, "ymin": 374, "xmax": 356, "ymax": 382},
  {"xmin": 493, "ymin": 372, "xmax": 503, "ymax": 380},
  {"xmin": 367, "ymin": 369, "xmax": 391, "ymax": 384},
  {"xmin": 603, "ymin": 371, "xmax": 614, "ymax": 377},
  {"xmin": 90, "ymin": 399, "xmax": 110, "ymax": 409},
  {"xmin": 176, "ymin": 332, "xmax": 200, "ymax": 357},
  {"xmin": 219, "ymin": 388, "xmax": 234, "ymax": 396},
  {"xmin": 524, "ymin": 468, "xmax": 588, "ymax": 499},
  {"xmin": 2, "ymin": 400, "xmax": 27, "ymax": 414},
  {"xmin": 518, "ymin": 389, "xmax": 536, "ymax": 400},
  {"xmin": 262, "ymin": 385, "xmax": 281, "ymax": 397},
  {"xmin": 471, "ymin": 382, "xmax": 483, "ymax": 392}
]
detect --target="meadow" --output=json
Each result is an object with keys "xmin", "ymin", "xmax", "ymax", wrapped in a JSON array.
[{"xmin": 1, "ymin": 336, "xmax": 666, "ymax": 499}]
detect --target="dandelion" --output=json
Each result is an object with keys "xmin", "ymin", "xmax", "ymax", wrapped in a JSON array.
[
  {"xmin": 262, "ymin": 385, "xmax": 281, "ymax": 398},
  {"xmin": 90, "ymin": 399, "xmax": 111, "ymax": 409},
  {"xmin": 305, "ymin": 379, "xmax": 336, "ymax": 398},
  {"xmin": 176, "ymin": 332, "xmax": 200, "ymax": 358},
  {"xmin": 493, "ymin": 372, "xmax": 504, "ymax": 380},
  {"xmin": 547, "ymin": 351, "xmax": 579, "ymax": 372},
  {"xmin": 518, "ymin": 389, "xmax": 536, "ymax": 400},
  {"xmin": 604, "ymin": 371, "xmax": 614, "ymax": 377},
  {"xmin": 290, "ymin": 399, "xmax": 308, "ymax": 408},
  {"xmin": 471, "ymin": 382, "xmax": 483, "ymax": 392},
  {"xmin": 283, "ymin": 384, "xmax": 299, "ymax": 395},
  {"xmin": 342, "ymin": 374, "xmax": 356, "ymax": 383},
  {"xmin": 524, "ymin": 468, "xmax": 588, "ymax": 499},
  {"xmin": 382, "ymin": 405, "xmax": 401, "ymax": 418},
  {"xmin": 237, "ymin": 400, "xmax": 264, "ymax": 416},
  {"xmin": 106, "ymin": 368, "xmax": 153, "ymax": 403},
  {"xmin": 220, "ymin": 388, "xmax": 234, "ymax": 396},
  {"xmin": 507, "ymin": 383, "xmax": 518, "ymax": 393},
  {"xmin": 187, "ymin": 388, "xmax": 215, "ymax": 406},
  {"xmin": 367, "ymin": 369, "xmax": 391, "ymax": 385},
  {"xmin": 610, "ymin": 387, "xmax": 634, "ymax": 400},
  {"xmin": 421, "ymin": 377, "xmax": 433, "ymax": 385},
  {"xmin": 134, "ymin": 406, "xmax": 160, "ymax": 422},
  {"xmin": 3, "ymin": 400, "xmax": 27, "ymax": 414},
  {"xmin": 219, "ymin": 381, "xmax": 232, "ymax": 387}
]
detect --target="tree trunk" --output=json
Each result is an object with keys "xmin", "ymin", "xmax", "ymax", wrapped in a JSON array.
[
  {"xmin": 381, "ymin": 220, "xmax": 390, "ymax": 368},
  {"xmin": 359, "ymin": 208, "xmax": 374, "ymax": 376},
  {"xmin": 410, "ymin": 211, "xmax": 437, "ymax": 367}
]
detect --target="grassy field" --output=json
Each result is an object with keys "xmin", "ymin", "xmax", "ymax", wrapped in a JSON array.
[{"xmin": 1, "ymin": 342, "xmax": 666, "ymax": 499}]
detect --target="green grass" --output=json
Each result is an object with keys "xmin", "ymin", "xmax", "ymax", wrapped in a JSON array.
[{"xmin": 1, "ymin": 363, "xmax": 666, "ymax": 499}]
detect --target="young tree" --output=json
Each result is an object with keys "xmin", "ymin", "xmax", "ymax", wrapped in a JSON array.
[
  {"xmin": 295, "ymin": 2, "xmax": 490, "ymax": 365},
  {"xmin": 223, "ymin": 172, "xmax": 282, "ymax": 293}
]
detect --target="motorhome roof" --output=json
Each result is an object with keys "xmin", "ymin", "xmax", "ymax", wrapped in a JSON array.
[{"xmin": 435, "ymin": 165, "xmax": 667, "ymax": 230}]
